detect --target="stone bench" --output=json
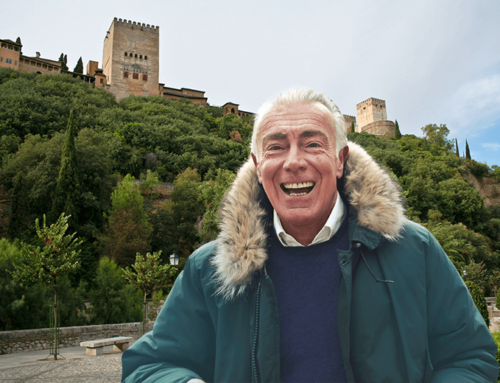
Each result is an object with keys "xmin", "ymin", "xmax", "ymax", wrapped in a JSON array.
[{"xmin": 80, "ymin": 336, "xmax": 133, "ymax": 356}]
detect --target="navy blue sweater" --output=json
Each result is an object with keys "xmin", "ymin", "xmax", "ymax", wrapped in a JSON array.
[{"xmin": 266, "ymin": 215, "xmax": 349, "ymax": 383}]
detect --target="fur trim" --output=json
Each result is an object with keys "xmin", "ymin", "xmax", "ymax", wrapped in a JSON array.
[{"xmin": 211, "ymin": 141, "xmax": 405, "ymax": 299}]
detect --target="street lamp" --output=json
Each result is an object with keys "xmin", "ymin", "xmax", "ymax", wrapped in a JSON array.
[{"xmin": 169, "ymin": 253, "xmax": 179, "ymax": 266}]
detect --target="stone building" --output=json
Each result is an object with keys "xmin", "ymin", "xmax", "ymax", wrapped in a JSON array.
[
  {"xmin": 222, "ymin": 102, "xmax": 254, "ymax": 117},
  {"xmin": 101, "ymin": 18, "xmax": 160, "ymax": 100},
  {"xmin": 343, "ymin": 97, "xmax": 395, "ymax": 138},
  {"xmin": 0, "ymin": 39, "xmax": 62, "ymax": 75},
  {"xmin": 160, "ymin": 86, "xmax": 208, "ymax": 106}
]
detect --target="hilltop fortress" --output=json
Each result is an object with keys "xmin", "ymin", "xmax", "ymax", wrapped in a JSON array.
[{"xmin": 0, "ymin": 17, "xmax": 394, "ymax": 136}]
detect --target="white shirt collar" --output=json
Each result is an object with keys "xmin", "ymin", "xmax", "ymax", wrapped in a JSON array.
[{"xmin": 273, "ymin": 191, "xmax": 345, "ymax": 247}]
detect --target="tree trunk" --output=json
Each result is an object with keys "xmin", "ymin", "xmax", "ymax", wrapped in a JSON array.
[{"xmin": 54, "ymin": 288, "xmax": 58, "ymax": 360}]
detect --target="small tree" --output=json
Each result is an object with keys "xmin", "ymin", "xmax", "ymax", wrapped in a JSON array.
[
  {"xmin": 73, "ymin": 57, "xmax": 84, "ymax": 74},
  {"xmin": 51, "ymin": 111, "xmax": 79, "ymax": 231},
  {"xmin": 58, "ymin": 53, "xmax": 68, "ymax": 71},
  {"xmin": 466, "ymin": 139, "xmax": 471, "ymax": 160},
  {"xmin": 455, "ymin": 138, "xmax": 459, "ymax": 157},
  {"xmin": 10, "ymin": 214, "xmax": 82, "ymax": 359},
  {"xmin": 394, "ymin": 120, "xmax": 401, "ymax": 139},
  {"xmin": 466, "ymin": 280, "xmax": 490, "ymax": 327},
  {"xmin": 15, "ymin": 37, "xmax": 22, "ymax": 54},
  {"xmin": 123, "ymin": 251, "xmax": 177, "ymax": 335},
  {"xmin": 350, "ymin": 121, "xmax": 355, "ymax": 134}
]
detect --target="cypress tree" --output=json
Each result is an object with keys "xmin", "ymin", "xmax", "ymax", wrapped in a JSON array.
[
  {"xmin": 350, "ymin": 121, "xmax": 355, "ymax": 133},
  {"xmin": 15, "ymin": 37, "xmax": 22, "ymax": 53},
  {"xmin": 455, "ymin": 138, "xmax": 459, "ymax": 157},
  {"xmin": 394, "ymin": 120, "xmax": 402, "ymax": 139},
  {"xmin": 465, "ymin": 139, "xmax": 471, "ymax": 160},
  {"xmin": 73, "ymin": 57, "xmax": 84, "ymax": 74},
  {"xmin": 51, "ymin": 111, "xmax": 79, "ymax": 230},
  {"xmin": 59, "ymin": 53, "xmax": 68, "ymax": 71}
]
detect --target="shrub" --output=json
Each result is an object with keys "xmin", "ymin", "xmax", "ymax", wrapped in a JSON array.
[
  {"xmin": 466, "ymin": 280, "xmax": 490, "ymax": 327},
  {"xmin": 491, "ymin": 332, "xmax": 500, "ymax": 382}
]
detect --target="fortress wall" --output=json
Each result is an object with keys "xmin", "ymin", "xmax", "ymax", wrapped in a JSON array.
[{"xmin": 360, "ymin": 120, "xmax": 395, "ymax": 138}]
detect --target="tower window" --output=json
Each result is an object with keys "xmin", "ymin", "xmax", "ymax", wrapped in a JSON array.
[
  {"xmin": 124, "ymin": 71, "xmax": 129, "ymax": 78},
  {"xmin": 133, "ymin": 73, "xmax": 139, "ymax": 79},
  {"xmin": 124, "ymin": 52, "xmax": 127, "ymax": 56},
  {"xmin": 140, "ymin": 55, "xmax": 142, "ymax": 59},
  {"xmin": 145, "ymin": 56, "xmax": 147, "ymax": 60},
  {"xmin": 143, "ymin": 74, "xmax": 148, "ymax": 81},
  {"xmin": 135, "ymin": 54, "xmax": 137, "ymax": 58}
]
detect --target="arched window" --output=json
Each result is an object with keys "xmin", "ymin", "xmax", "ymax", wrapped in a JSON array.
[
  {"xmin": 231, "ymin": 108, "xmax": 235, "ymax": 114},
  {"xmin": 124, "ymin": 52, "xmax": 127, "ymax": 56},
  {"xmin": 145, "ymin": 56, "xmax": 148, "ymax": 60},
  {"xmin": 140, "ymin": 55, "xmax": 142, "ymax": 59},
  {"xmin": 135, "ymin": 54, "xmax": 137, "ymax": 58}
]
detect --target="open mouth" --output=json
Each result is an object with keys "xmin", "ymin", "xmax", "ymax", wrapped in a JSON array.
[{"xmin": 281, "ymin": 181, "xmax": 315, "ymax": 196}]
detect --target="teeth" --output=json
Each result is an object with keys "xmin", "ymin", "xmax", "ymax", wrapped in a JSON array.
[{"xmin": 283, "ymin": 181, "xmax": 314, "ymax": 189}]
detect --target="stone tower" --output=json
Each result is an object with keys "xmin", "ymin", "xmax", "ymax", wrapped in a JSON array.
[
  {"xmin": 356, "ymin": 98, "xmax": 394, "ymax": 137},
  {"xmin": 102, "ymin": 18, "xmax": 160, "ymax": 101}
]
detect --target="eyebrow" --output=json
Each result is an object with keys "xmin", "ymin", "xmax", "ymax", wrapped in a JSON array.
[
  {"xmin": 300, "ymin": 130, "xmax": 327, "ymax": 138},
  {"xmin": 262, "ymin": 132, "xmax": 287, "ymax": 144}
]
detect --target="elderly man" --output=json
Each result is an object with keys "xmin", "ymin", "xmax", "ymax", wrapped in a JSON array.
[{"xmin": 122, "ymin": 89, "xmax": 498, "ymax": 382}]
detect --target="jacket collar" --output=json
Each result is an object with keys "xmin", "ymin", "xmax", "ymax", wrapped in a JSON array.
[{"xmin": 211, "ymin": 141, "xmax": 406, "ymax": 299}]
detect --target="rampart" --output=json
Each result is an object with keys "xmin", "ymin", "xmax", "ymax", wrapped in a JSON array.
[
  {"xmin": 114, "ymin": 18, "xmax": 159, "ymax": 32},
  {"xmin": 0, "ymin": 323, "xmax": 154, "ymax": 355},
  {"xmin": 360, "ymin": 120, "xmax": 395, "ymax": 138}
]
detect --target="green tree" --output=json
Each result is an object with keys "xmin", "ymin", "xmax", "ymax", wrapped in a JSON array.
[
  {"xmin": 169, "ymin": 168, "xmax": 205, "ymax": 256},
  {"xmin": 73, "ymin": 57, "xmax": 84, "ymax": 74},
  {"xmin": 465, "ymin": 280, "xmax": 490, "ymax": 327},
  {"xmin": 455, "ymin": 138, "xmax": 459, "ymax": 157},
  {"xmin": 466, "ymin": 139, "xmax": 472, "ymax": 160},
  {"xmin": 394, "ymin": 120, "xmax": 401, "ymax": 139},
  {"xmin": 198, "ymin": 169, "xmax": 236, "ymax": 244},
  {"xmin": 100, "ymin": 175, "xmax": 152, "ymax": 267},
  {"xmin": 51, "ymin": 111, "xmax": 79, "ymax": 230},
  {"xmin": 123, "ymin": 251, "xmax": 177, "ymax": 334},
  {"xmin": 421, "ymin": 124, "xmax": 452, "ymax": 149},
  {"xmin": 15, "ymin": 37, "xmax": 22, "ymax": 54},
  {"xmin": 350, "ymin": 121, "xmax": 355, "ymax": 134},
  {"xmin": 58, "ymin": 54, "xmax": 68, "ymax": 71},
  {"xmin": 10, "ymin": 214, "xmax": 82, "ymax": 359},
  {"xmin": 89, "ymin": 257, "xmax": 142, "ymax": 324}
]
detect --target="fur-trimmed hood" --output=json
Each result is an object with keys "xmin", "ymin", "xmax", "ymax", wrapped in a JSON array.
[{"xmin": 211, "ymin": 142, "xmax": 405, "ymax": 300}]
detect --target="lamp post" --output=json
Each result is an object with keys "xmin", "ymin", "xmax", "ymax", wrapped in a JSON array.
[{"xmin": 169, "ymin": 253, "xmax": 179, "ymax": 266}]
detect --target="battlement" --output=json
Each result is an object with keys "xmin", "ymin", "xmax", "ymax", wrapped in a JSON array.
[
  {"xmin": 113, "ymin": 17, "xmax": 159, "ymax": 32},
  {"xmin": 343, "ymin": 114, "xmax": 356, "ymax": 121},
  {"xmin": 357, "ymin": 97, "xmax": 386, "ymax": 109}
]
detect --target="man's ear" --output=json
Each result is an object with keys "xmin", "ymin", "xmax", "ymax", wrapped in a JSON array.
[
  {"xmin": 336, "ymin": 145, "xmax": 349, "ymax": 178},
  {"xmin": 251, "ymin": 152, "xmax": 263, "ymax": 184}
]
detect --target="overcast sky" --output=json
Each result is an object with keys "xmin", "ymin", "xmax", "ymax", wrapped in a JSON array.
[{"xmin": 3, "ymin": 0, "xmax": 500, "ymax": 166}]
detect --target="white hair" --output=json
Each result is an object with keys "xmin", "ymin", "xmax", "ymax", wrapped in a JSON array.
[{"xmin": 251, "ymin": 89, "xmax": 347, "ymax": 161}]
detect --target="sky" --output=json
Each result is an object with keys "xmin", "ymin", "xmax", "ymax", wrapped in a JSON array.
[{"xmin": 2, "ymin": 0, "xmax": 500, "ymax": 167}]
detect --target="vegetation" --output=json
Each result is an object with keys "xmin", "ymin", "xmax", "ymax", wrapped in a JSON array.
[
  {"xmin": 465, "ymin": 281, "xmax": 490, "ymax": 327},
  {"xmin": 0, "ymin": 68, "xmax": 499, "ymax": 332}
]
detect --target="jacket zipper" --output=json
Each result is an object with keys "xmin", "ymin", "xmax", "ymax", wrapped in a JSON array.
[{"xmin": 252, "ymin": 278, "xmax": 262, "ymax": 383}]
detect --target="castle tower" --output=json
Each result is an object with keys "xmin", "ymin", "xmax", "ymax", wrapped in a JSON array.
[
  {"xmin": 356, "ymin": 97, "xmax": 394, "ymax": 138},
  {"xmin": 102, "ymin": 18, "xmax": 160, "ymax": 101}
]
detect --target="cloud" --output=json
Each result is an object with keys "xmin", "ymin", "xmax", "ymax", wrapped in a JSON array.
[{"xmin": 483, "ymin": 143, "xmax": 500, "ymax": 150}]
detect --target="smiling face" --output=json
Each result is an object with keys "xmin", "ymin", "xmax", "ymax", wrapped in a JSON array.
[{"xmin": 252, "ymin": 101, "xmax": 348, "ymax": 244}]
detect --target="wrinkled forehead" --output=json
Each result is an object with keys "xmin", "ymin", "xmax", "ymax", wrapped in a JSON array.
[{"xmin": 259, "ymin": 101, "xmax": 335, "ymax": 138}]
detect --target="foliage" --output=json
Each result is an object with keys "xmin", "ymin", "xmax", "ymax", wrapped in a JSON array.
[
  {"xmin": 421, "ymin": 124, "xmax": 452, "ymax": 149},
  {"xmin": 99, "ymin": 174, "xmax": 152, "ymax": 267},
  {"xmin": 465, "ymin": 280, "xmax": 490, "ymax": 327},
  {"xmin": 51, "ymin": 110, "xmax": 79, "ymax": 230},
  {"xmin": 490, "ymin": 332, "xmax": 500, "ymax": 382},
  {"xmin": 3, "ymin": 129, "xmax": 116, "ymax": 239},
  {"xmin": 147, "ymin": 290, "xmax": 164, "ymax": 322},
  {"xmin": 466, "ymin": 139, "xmax": 471, "ymax": 160},
  {"xmin": 198, "ymin": 168, "xmax": 236, "ymax": 244},
  {"xmin": 394, "ymin": 120, "xmax": 401, "ymax": 139},
  {"xmin": 350, "ymin": 121, "xmax": 355, "ymax": 134},
  {"xmin": 123, "ymin": 251, "xmax": 177, "ymax": 298},
  {"xmin": 169, "ymin": 168, "xmax": 205, "ymax": 256},
  {"xmin": 123, "ymin": 251, "xmax": 177, "ymax": 334},
  {"xmin": 467, "ymin": 160, "xmax": 491, "ymax": 179},
  {"xmin": 10, "ymin": 214, "xmax": 82, "ymax": 288},
  {"xmin": 88, "ymin": 257, "xmax": 142, "ymax": 324},
  {"xmin": 462, "ymin": 262, "xmax": 489, "ymax": 292},
  {"xmin": 455, "ymin": 138, "xmax": 459, "ymax": 157},
  {"xmin": 58, "ymin": 54, "xmax": 68, "ymax": 71},
  {"xmin": 73, "ymin": 57, "xmax": 84, "ymax": 74}
]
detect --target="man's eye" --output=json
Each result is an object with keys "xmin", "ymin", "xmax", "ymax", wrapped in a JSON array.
[
  {"xmin": 308, "ymin": 143, "xmax": 320, "ymax": 148},
  {"xmin": 270, "ymin": 145, "xmax": 281, "ymax": 151}
]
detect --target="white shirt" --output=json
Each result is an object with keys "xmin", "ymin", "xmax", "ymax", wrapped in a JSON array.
[{"xmin": 273, "ymin": 191, "xmax": 346, "ymax": 247}]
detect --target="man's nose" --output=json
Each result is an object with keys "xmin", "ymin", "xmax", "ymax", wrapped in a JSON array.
[{"xmin": 283, "ymin": 145, "xmax": 307, "ymax": 172}]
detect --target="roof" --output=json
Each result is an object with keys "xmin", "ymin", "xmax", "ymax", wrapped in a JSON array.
[
  {"xmin": 223, "ymin": 102, "xmax": 239, "ymax": 107},
  {"xmin": 0, "ymin": 39, "xmax": 22, "ymax": 47},
  {"xmin": 21, "ymin": 54, "xmax": 62, "ymax": 67},
  {"xmin": 163, "ymin": 91, "xmax": 207, "ymax": 100}
]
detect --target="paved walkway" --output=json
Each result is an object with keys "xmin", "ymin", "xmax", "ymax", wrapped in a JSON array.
[{"xmin": 0, "ymin": 340, "xmax": 136, "ymax": 382}]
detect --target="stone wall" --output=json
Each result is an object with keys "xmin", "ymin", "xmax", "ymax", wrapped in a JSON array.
[{"xmin": 0, "ymin": 322, "xmax": 154, "ymax": 355}]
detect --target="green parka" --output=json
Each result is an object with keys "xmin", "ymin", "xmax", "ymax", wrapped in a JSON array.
[{"xmin": 122, "ymin": 143, "xmax": 498, "ymax": 383}]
